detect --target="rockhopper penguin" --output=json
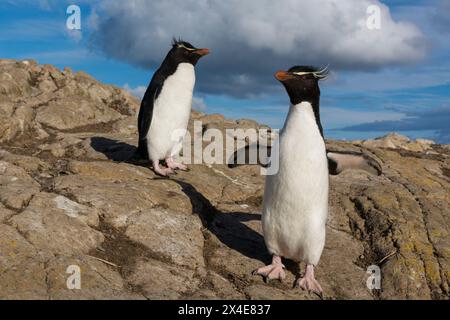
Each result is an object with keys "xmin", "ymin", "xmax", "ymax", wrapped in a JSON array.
[
  {"xmin": 252, "ymin": 66, "xmax": 382, "ymax": 295},
  {"xmin": 136, "ymin": 39, "xmax": 209, "ymax": 176}
]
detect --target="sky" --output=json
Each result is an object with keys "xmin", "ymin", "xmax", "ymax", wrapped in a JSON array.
[{"xmin": 0, "ymin": 0, "xmax": 449, "ymax": 143}]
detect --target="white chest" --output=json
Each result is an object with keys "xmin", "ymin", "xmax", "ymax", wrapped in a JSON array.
[
  {"xmin": 278, "ymin": 102, "xmax": 327, "ymax": 175},
  {"xmin": 267, "ymin": 102, "xmax": 328, "ymax": 181},
  {"xmin": 154, "ymin": 63, "xmax": 196, "ymax": 114},
  {"xmin": 146, "ymin": 63, "xmax": 196, "ymax": 160},
  {"xmin": 261, "ymin": 102, "xmax": 329, "ymax": 263}
]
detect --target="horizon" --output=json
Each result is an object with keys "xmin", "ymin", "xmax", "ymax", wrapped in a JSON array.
[{"xmin": 1, "ymin": 0, "xmax": 449, "ymax": 143}]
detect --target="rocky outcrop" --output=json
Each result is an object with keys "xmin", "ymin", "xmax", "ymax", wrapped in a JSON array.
[
  {"xmin": 355, "ymin": 133, "xmax": 439, "ymax": 153},
  {"xmin": 0, "ymin": 59, "xmax": 138, "ymax": 144},
  {"xmin": 0, "ymin": 60, "xmax": 448, "ymax": 300}
]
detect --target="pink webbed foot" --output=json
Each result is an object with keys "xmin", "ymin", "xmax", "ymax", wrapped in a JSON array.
[
  {"xmin": 165, "ymin": 157, "xmax": 188, "ymax": 171},
  {"xmin": 253, "ymin": 255, "xmax": 286, "ymax": 282},
  {"xmin": 296, "ymin": 264, "xmax": 323, "ymax": 296},
  {"xmin": 152, "ymin": 160, "xmax": 175, "ymax": 177}
]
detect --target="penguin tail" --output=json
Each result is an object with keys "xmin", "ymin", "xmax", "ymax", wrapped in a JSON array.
[{"xmin": 135, "ymin": 139, "xmax": 149, "ymax": 160}]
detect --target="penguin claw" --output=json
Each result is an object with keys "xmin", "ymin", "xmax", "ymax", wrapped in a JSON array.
[
  {"xmin": 253, "ymin": 264, "xmax": 286, "ymax": 282},
  {"xmin": 296, "ymin": 267, "xmax": 323, "ymax": 298},
  {"xmin": 165, "ymin": 158, "xmax": 188, "ymax": 171}
]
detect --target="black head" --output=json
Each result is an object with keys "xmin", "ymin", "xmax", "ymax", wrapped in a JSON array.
[
  {"xmin": 275, "ymin": 65, "xmax": 328, "ymax": 105},
  {"xmin": 166, "ymin": 38, "xmax": 210, "ymax": 66}
]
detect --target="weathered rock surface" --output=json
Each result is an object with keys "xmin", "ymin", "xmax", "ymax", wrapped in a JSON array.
[
  {"xmin": 10, "ymin": 192, "xmax": 103, "ymax": 257},
  {"xmin": 0, "ymin": 59, "xmax": 138, "ymax": 144},
  {"xmin": 356, "ymin": 133, "xmax": 438, "ymax": 153},
  {"xmin": 0, "ymin": 60, "xmax": 448, "ymax": 300}
]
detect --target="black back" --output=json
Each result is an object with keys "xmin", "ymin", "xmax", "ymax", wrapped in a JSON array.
[
  {"xmin": 279, "ymin": 66, "xmax": 324, "ymax": 137},
  {"xmin": 136, "ymin": 39, "xmax": 205, "ymax": 159}
]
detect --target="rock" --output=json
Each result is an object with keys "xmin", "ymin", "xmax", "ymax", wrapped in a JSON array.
[
  {"xmin": 245, "ymin": 285, "xmax": 316, "ymax": 300},
  {"xmin": 191, "ymin": 109, "xmax": 206, "ymax": 120},
  {"xmin": 38, "ymin": 134, "xmax": 83, "ymax": 158},
  {"xmin": 0, "ymin": 59, "xmax": 139, "ymax": 142},
  {"xmin": 0, "ymin": 224, "xmax": 48, "ymax": 299},
  {"xmin": 199, "ymin": 113, "xmax": 226, "ymax": 124},
  {"xmin": 416, "ymin": 138, "xmax": 435, "ymax": 145},
  {"xmin": 236, "ymin": 119, "xmax": 263, "ymax": 130},
  {"xmin": 54, "ymin": 161, "xmax": 192, "ymax": 228},
  {"xmin": 10, "ymin": 192, "xmax": 103, "ymax": 256},
  {"xmin": 207, "ymin": 272, "xmax": 245, "ymax": 299},
  {"xmin": 0, "ymin": 161, "xmax": 41, "ymax": 210},
  {"xmin": 52, "ymin": 195, "xmax": 100, "ymax": 227},
  {"xmin": 0, "ymin": 149, "xmax": 49, "ymax": 172},
  {"xmin": 46, "ymin": 255, "xmax": 144, "ymax": 300},
  {"xmin": 0, "ymin": 60, "xmax": 448, "ymax": 300},
  {"xmin": 318, "ymin": 228, "xmax": 374, "ymax": 299},
  {"xmin": 362, "ymin": 133, "xmax": 436, "ymax": 152},
  {"xmin": 126, "ymin": 259, "xmax": 201, "ymax": 299},
  {"xmin": 35, "ymin": 99, "xmax": 123, "ymax": 131},
  {"xmin": 0, "ymin": 103, "xmax": 35, "ymax": 143},
  {"xmin": 0, "ymin": 204, "xmax": 14, "ymax": 222},
  {"xmin": 125, "ymin": 208, "xmax": 205, "ymax": 270}
]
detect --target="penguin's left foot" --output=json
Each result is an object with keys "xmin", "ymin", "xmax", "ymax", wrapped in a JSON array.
[
  {"xmin": 165, "ymin": 157, "xmax": 188, "ymax": 171},
  {"xmin": 296, "ymin": 264, "xmax": 323, "ymax": 296},
  {"xmin": 252, "ymin": 255, "xmax": 286, "ymax": 282},
  {"xmin": 152, "ymin": 160, "xmax": 175, "ymax": 177}
]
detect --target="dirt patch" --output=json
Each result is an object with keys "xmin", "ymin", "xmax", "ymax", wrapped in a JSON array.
[
  {"xmin": 85, "ymin": 219, "xmax": 182, "ymax": 297},
  {"xmin": 442, "ymin": 167, "xmax": 450, "ymax": 179},
  {"xmin": 60, "ymin": 120, "xmax": 121, "ymax": 135}
]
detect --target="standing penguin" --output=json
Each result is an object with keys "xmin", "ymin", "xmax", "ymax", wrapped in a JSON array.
[
  {"xmin": 252, "ymin": 66, "xmax": 381, "ymax": 295},
  {"xmin": 136, "ymin": 39, "xmax": 209, "ymax": 176}
]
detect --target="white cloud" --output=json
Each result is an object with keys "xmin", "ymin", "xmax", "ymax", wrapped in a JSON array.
[
  {"xmin": 192, "ymin": 97, "xmax": 207, "ymax": 111},
  {"xmin": 66, "ymin": 29, "xmax": 83, "ymax": 43},
  {"xmin": 123, "ymin": 84, "xmax": 146, "ymax": 99},
  {"xmin": 89, "ymin": 0, "xmax": 426, "ymax": 96}
]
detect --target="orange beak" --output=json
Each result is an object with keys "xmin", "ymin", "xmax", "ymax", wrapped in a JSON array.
[
  {"xmin": 194, "ymin": 48, "xmax": 210, "ymax": 56},
  {"xmin": 275, "ymin": 70, "xmax": 294, "ymax": 81}
]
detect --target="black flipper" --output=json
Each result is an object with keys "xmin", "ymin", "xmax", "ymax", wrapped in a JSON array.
[
  {"xmin": 136, "ymin": 79, "xmax": 162, "ymax": 160},
  {"xmin": 228, "ymin": 145, "xmax": 382, "ymax": 176}
]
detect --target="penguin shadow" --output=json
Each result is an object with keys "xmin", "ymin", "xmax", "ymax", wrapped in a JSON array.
[
  {"xmin": 89, "ymin": 137, "xmax": 181, "ymax": 178},
  {"xmin": 89, "ymin": 138, "xmax": 266, "ymax": 261},
  {"xmin": 173, "ymin": 179, "xmax": 304, "ymax": 290},
  {"xmin": 90, "ymin": 137, "xmax": 301, "ymax": 285},
  {"xmin": 172, "ymin": 179, "xmax": 270, "ymax": 264},
  {"xmin": 89, "ymin": 137, "xmax": 158, "ymax": 170}
]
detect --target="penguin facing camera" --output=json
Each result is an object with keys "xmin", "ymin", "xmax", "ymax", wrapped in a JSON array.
[{"xmin": 245, "ymin": 66, "xmax": 383, "ymax": 295}]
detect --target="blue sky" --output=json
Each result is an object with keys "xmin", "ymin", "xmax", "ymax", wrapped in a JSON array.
[{"xmin": 1, "ymin": 0, "xmax": 449, "ymax": 143}]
